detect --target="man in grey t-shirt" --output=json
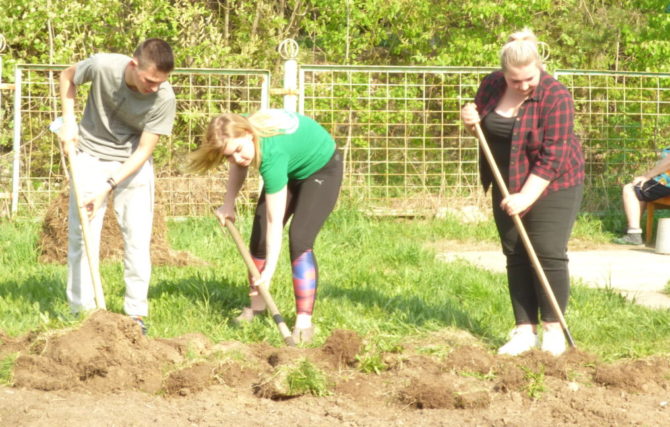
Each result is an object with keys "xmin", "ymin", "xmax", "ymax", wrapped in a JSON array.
[{"xmin": 58, "ymin": 38, "xmax": 176, "ymax": 333}]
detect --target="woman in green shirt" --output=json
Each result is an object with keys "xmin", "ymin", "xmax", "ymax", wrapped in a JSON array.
[{"xmin": 189, "ymin": 110, "xmax": 343, "ymax": 344}]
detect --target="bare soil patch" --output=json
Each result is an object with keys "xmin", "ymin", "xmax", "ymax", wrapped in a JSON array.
[{"xmin": 1, "ymin": 311, "xmax": 670, "ymax": 425}]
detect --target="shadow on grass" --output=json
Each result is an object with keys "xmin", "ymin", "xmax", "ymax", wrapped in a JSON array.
[
  {"xmin": 0, "ymin": 274, "xmax": 67, "ymax": 318},
  {"xmin": 147, "ymin": 272, "xmax": 298, "ymax": 345},
  {"xmin": 148, "ymin": 257, "xmax": 505, "ymax": 346},
  {"xmin": 148, "ymin": 273, "xmax": 254, "ymax": 319},
  {"xmin": 319, "ymin": 282, "xmax": 495, "ymax": 343}
]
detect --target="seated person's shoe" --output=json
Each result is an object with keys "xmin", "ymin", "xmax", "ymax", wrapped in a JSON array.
[
  {"xmin": 613, "ymin": 233, "xmax": 643, "ymax": 246},
  {"xmin": 541, "ymin": 328, "xmax": 566, "ymax": 356},
  {"xmin": 497, "ymin": 327, "xmax": 538, "ymax": 356},
  {"xmin": 234, "ymin": 307, "xmax": 265, "ymax": 324}
]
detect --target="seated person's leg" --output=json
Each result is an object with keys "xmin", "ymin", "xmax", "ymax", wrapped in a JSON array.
[{"xmin": 615, "ymin": 179, "xmax": 670, "ymax": 245}]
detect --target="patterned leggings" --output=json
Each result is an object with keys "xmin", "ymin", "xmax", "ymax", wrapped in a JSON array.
[{"xmin": 249, "ymin": 150, "xmax": 343, "ymax": 315}]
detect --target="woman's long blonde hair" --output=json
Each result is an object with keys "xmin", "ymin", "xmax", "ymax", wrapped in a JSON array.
[
  {"xmin": 186, "ymin": 110, "xmax": 290, "ymax": 174},
  {"xmin": 500, "ymin": 28, "xmax": 548, "ymax": 71}
]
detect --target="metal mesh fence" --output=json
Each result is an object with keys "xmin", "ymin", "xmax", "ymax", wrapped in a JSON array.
[
  {"xmin": 300, "ymin": 65, "xmax": 495, "ymax": 215},
  {"xmin": 554, "ymin": 70, "xmax": 670, "ymax": 213},
  {"xmin": 301, "ymin": 65, "xmax": 670, "ymax": 216},
  {"xmin": 6, "ymin": 64, "xmax": 270, "ymax": 217},
  {"xmin": 5, "ymin": 63, "xmax": 670, "ymax": 218}
]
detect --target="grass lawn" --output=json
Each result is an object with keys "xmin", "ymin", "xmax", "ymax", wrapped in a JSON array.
[{"xmin": 0, "ymin": 206, "xmax": 668, "ymax": 361}]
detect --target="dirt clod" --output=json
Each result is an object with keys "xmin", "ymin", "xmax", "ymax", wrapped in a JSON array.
[
  {"xmin": 399, "ymin": 377, "xmax": 458, "ymax": 409},
  {"xmin": 322, "ymin": 329, "xmax": 362, "ymax": 368}
]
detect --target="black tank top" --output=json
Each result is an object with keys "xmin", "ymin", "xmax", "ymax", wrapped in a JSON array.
[{"xmin": 482, "ymin": 111, "xmax": 515, "ymax": 184}]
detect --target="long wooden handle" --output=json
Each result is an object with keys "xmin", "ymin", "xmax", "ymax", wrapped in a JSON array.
[
  {"xmin": 473, "ymin": 123, "xmax": 575, "ymax": 348},
  {"xmin": 221, "ymin": 217, "xmax": 295, "ymax": 347},
  {"xmin": 66, "ymin": 141, "xmax": 106, "ymax": 310}
]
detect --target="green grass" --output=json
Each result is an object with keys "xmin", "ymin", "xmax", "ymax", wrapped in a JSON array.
[
  {"xmin": 522, "ymin": 365, "xmax": 547, "ymax": 400},
  {"xmin": 0, "ymin": 209, "xmax": 669, "ymax": 362},
  {"xmin": 0, "ymin": 353, "xmax": 18, "ymax": 385},
  {"xmin": 570, "ymin": 212, "xmax": 619, "ymax": 244},
  {"xmin": 283, "ymin": 358, "xmax": 331, "ymax": 397}
]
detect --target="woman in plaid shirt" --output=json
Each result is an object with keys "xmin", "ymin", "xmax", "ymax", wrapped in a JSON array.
[{"xmin": 461, "ymin": 29, "xmax": 584, "ymax": 357}]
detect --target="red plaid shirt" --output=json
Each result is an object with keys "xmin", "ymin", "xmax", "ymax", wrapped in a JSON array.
[{"xmin": 475, "ymin": 70, "xmax": 585, "ymax": 195}]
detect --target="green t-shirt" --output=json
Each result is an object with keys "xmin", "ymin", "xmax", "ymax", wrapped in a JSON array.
[{"xmin": 259, "ymin": 112, "xmax": 336, "ymax": 194}]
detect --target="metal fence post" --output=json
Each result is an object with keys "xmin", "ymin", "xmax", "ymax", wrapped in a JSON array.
[
  {"xmin": 278, "ymin": 39, "xmax": 299, "ymax": 113},
  {"xmin": 0, "ymin": 33, "xmax": 5, "ymax": 116},
  {"xmin": 0, "ymin": 34, "xmax": 11, "ymax": 216}
]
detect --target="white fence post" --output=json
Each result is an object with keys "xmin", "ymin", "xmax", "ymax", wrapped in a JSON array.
[
  {"xmin": 278, "ymin": 39, "xmax": 299, "ymax": 113},
  {"xmin": 11, "ymin": 66, "xmax": 21, "ymax": 216}
]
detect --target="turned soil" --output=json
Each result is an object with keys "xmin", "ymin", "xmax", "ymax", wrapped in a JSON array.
[
  {"xmin": 10, "ymin": 198, "xmax": 670, "ymax": 425},
  {"xmin": 1, "ymin": 311, "xmax": 670, "ymax": 426}
]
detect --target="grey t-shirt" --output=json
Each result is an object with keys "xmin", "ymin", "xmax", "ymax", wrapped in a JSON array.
[{"xmin": 74, "ymin": 53, "xmax": 176, "ymax": 161}]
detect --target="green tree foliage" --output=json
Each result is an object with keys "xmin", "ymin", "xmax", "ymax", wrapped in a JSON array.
[
  {"xmin": 1, "ymin": 0, "xmax": 669, "ymax": 77},
  {"xmin": 1, "ymin": 0, "xmax": 669, "ymax": 214}
]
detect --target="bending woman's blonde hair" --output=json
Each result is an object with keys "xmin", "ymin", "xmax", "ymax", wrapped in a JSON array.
[
  {"xmin": 500, "ymin": 28, "xmax": 549, "ymax": 71},
  {"xmin": 187, "ymin": 110, "xmax": 289, "ymax": 174}
]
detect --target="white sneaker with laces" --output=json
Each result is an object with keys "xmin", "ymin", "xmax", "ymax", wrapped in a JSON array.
[
  {"xmin": 541, "ymin": 328, "xmax": 566, "ymax": 356},
  {"xmin": 497, "ymin": 328, "xmax": 538, "ymax": 356}
]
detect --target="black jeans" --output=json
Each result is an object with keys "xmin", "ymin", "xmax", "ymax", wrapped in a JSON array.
[{"xmin": 492, "ymin": 183, "xmax": 583, "ymax": 324}]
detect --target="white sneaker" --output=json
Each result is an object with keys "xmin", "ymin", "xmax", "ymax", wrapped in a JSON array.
[
  {"xmin": 541, "ymin": 328, "xmax": 566, "ymax": 356},
  {"xmin": 497, "ymin": 328, "xmax": 538, "ymax": 356}
]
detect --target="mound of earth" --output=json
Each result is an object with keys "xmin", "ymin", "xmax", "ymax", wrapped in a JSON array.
[
  {"xmin": 1, "ymin": 311, "xmax": 670, "ymax": 425},
  {"xmin": 38, "ymin": 191, "xmax": 204, "ymax": 266}
]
